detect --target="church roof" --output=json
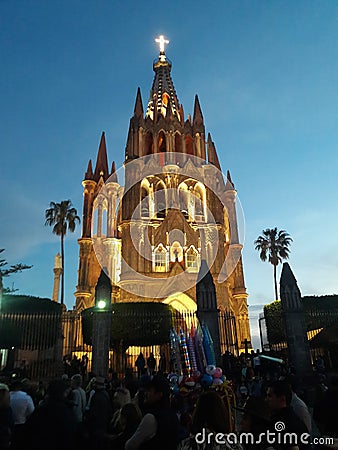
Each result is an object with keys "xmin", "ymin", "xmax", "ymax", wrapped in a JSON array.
[{"xmin": 146, "ymin": 42, "xmax": 180, "ymax": 121}]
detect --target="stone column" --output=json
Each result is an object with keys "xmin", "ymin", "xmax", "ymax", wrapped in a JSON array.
[
  {"xmin": 52, "ymin": 253, "xmax": 62, "ymax": 302},
  {"xmin": 280, "ymin": 263, "xmax": 312, "ymax": 376},
  {"xmin": 91, "ymin": 270, "xmax": 112, "ymax": 377}
]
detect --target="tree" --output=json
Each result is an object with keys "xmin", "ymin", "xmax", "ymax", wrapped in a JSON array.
[
  {"xmin": 254, "ymin": 227, "xmax": 292, "ymax": 300},
  {"xmin": 45, "ymin": 200, "xmax": 80, "ymax": 305},
  {"xmin": 0, "ymin": 249, "xmax": 32, "ymax": 309}
]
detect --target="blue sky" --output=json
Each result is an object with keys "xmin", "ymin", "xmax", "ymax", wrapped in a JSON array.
[{"xmin": 1, "ymin": 1, "xmax": 337, "ymax": 347}]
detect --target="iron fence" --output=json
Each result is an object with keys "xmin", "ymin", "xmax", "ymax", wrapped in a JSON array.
[{"xmin": 0, "ymin": 308, "xmax": 238, "ymax": 379}]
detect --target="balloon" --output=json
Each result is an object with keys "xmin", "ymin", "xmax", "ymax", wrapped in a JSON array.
[
  {"xmin": 213, "ymin": 378, "xmax": 223, "ymax": 385},
  {"xmin": 206, "ymin": 365, "xmax": 216, "ymax": 376},
  {"xmin": 200, "ymin": 374, "xmax": 213, "ymax": 388},
  {"xmin": 213, "ymin": 367, "xmax": 223, "ymax": 378}
]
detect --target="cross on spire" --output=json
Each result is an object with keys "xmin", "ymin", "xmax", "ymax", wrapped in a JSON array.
[{"xmin": 155, "ymin": 35, "xmax": 169, "ymax": 54}]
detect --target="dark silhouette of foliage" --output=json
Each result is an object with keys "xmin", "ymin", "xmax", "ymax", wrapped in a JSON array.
[
  {"xmin": 0, "ymin": 249, "xmax": 32, "ymax": 299},
  {"xmin": 254, "ymin": 228, "xmax": 292, "ymax": 300},
  {"xmin": 82, "ymin": 302, "xmax": 174, "ymax": 347}
]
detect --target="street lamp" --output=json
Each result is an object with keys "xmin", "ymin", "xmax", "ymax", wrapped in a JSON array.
[{"xmin": 97, "ymin": 300, "xmax": 107, "ymax": 310}]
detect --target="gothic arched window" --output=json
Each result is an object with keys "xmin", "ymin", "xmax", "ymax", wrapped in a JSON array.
[
  {"xmin": 155, "ymin": 181, "xmax": 166, "ymax": 219},
  {"xmin": 178, "ymin": 183, "xmax": 189, "ymax": 219},
  {"xmin": 194, "ymin": 184, "xmax": 206, "ymax": 221},
  {"xmin": 186, "ymin": 246, "xmax": 199, "ymax": 272},
  {"xmin": 185, "ymin": 134, "xmax": 194, "ymax": 155},
  {"xmin": 170, "ymin": 241, "xmax": 183, "ymax": 263},
  {"xmin": 140, "ymin": 180, "xmax": 150, "ymax": 218},
  {"xmin": 153, "ymin": 244, "xmax": 168, "ymax": 272},
  {"xmin": 175, "ymin": 132, "xmax": 182, "ymax": 153},
  {"xmin": 144, "ymin": 131, "xmax": 153, "ymax": 156}
]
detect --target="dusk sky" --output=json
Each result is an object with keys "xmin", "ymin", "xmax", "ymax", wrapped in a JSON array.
[{"xmin": 1, "ymin": 1, "xmax": 337, "ymax": 347}]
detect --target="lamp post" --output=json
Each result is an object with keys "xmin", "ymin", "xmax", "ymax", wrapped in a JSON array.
[{"xmin": 92, "ymin": 270, "xmax": 112, "ymax": 377}]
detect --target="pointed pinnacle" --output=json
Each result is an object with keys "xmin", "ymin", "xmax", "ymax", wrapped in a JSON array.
[
  {"xmin": 207, "ymin": 133, "xmax": 221, "ymax": 170},
  {"xmin": 85, "ymin": 159, "xmax": 93, "ymax": 180},
  {"xmin": 94, "ymin": 132, "xmax": 109, "ymax": 181},
  {"xmin": 110, "ymin": 161, "xmax": 117, "ymax": 182},
  {"xmin": 134, "ymin": 87, "xmax": 144, "ymax": 118},
  {"xmin": 193, "ymin": 94, "xmax": 204, "ymax": 126},
  {"xmin": 226, "ymin": 170, "xmax": 235, "ymax": 189},
  {"xmin": 179, "ymin": 104, "xmax": 184, "ymax": 124},
  {"xmin": 280, "ymin": 263, "xmax": 298, "ymax": 288}
]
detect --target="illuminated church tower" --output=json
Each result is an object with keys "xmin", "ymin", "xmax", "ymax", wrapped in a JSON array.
[{"xmin": 75, "ymin": 37, "xmax": 251, "ymax": 348}]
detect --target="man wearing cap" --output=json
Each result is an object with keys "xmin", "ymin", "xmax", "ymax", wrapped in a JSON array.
[{"xmin": 125, "ymin": 375, "xmax": 179, "ymax": 450}]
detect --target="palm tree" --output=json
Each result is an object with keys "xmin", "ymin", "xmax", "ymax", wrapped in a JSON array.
[
  {"xmin": 45, "ymin": 200, "xmax": 80, "ymax": 305},
  {"xmin": 254, "ymin": 227, "xmax": 293, "ymax": 300}
]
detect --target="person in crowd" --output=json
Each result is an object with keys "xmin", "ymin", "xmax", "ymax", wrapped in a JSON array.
[
  {"xmin": 105, "ymin": 402, "xmax": 142, "ymax": 450},
  {"xmin": 239, "ymin": 396, "xmax": 271, "ymax": 450},
  {"xmin": 159, "ymin": 352, "xmax": 167, "ymax": 374},
  {"xmin": 80, "ymin": 354, "xmax": 89, "ymax": 378},
  {"xmin": 147, "ymin": 352, "xmax": 156, "ymax": 376},
  {"xmin": 267, "ymin": 380, "xmax": 309, "ymax": 450},
  {"xmin": 0, "ymin": 383, "xmax": 14, "ymax": 449},
  {"xmin": 132, "ymin": 373, "xmax": 151, "ymax": 414},
  {"xmin": 9, "ymin": 380, "xmax": 35, "ymax": 446},
  {"xmin": 179, "ymin": 390, "xmax": 241, "ymax": 450},
  {"xmin": 239, "ymin": 380, "xmax": 249, "ymax": 405},
  {"xmin": 249, "ymin": 377, "xmax": 262, "ymax": 398},
  {"xmin": 135, "ymin": 353, "xmax": 146, "ymax": 378},
  {"xmin": 34, "ymin": 381, "xmax": 46, "ymax": 406},
  {"xmin": 125, "ymin": 375, "xmax": 179, "ymax": 450},
  {"xmin": 63, "ymin": 354, "xmax": 72, "ymax": 377},
  {"xmin": 286, "ymin": 376, "xmax": 312, "ymax": 435},
  {"xmin": 314, "ymin": 356, "xmax": 325, "ymax": 374},
  {"xmin": 84, "ymin": 376, "xmax": 113, "ymax": 450},
  {"xmin": 15, "ymin": 379, "xmax": 77, "ymax": 450},
  {"xmin": 70, "ymin": 355, "xmax": 81, "ymax": 375},
  {"xmin": 71, "ymin": 374, "xmax": 87, "ymax": 423},
  {"xmin": 124, "ymin": 368, "xmax": 139, "ymax": 399},
  {"xmin": 313, "ymin": 375, "xmax": 338, "ymax": 438},
  {"xmin": 110, "ymin": 384, "xmax": 132, "ymax": 432},
  {"xmin": 253, "ymin": 350, "xmax": 262, "ymax": 377}
]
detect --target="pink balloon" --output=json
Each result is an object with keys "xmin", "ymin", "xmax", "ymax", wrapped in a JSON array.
[{"xmin": 213, "ymin": 367, "xmax": 223, "ymax": 378}]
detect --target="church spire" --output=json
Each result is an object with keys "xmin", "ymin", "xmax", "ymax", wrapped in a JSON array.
[
  {"xmin": 84, "ymin": 159, "xmax": 94, "ymax": 180},
  {"xmin": 93, "ymin": 132, "xmax": 109, "ymax": 182},
  {"xmin": 193, "ymin": 94, "xmax": 204, "ymax": 127},
  {"xmin": 145, "ymin": 35, "xmax": 180, "ymax": 121},
  {"xmin": 134, "ymin": 87, "xmax": 144, "ymax": 118},
  {"xmin": 225, "ymin": 169, "xmax": 235, "ymax": 190},
  {"xmin": 109, "ymin": 161, "xmax": 118, "ymax": 183},
  {"xmin": 207, "ymin": 133, "xmax": 221, "ymax": 170}
]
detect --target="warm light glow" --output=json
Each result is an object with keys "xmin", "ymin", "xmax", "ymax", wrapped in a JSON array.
[
  {"xmin": 97, "ymin": 300, "xmax": 107, "ymax": 309},
  {"xmin": 155, "ymin": 35, "xmax": 169, "ymax": 53}
]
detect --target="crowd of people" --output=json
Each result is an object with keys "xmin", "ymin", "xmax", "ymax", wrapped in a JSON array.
[{"xmin": 0, "ymin": 350, "xmax": 337, "ymax": 450}]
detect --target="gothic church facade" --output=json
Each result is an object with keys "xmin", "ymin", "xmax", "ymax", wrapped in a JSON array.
[{"xmin": 75, "ymin": 43, "xmax": 251, "ymax": 348}]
